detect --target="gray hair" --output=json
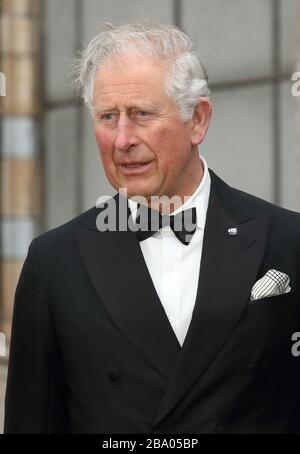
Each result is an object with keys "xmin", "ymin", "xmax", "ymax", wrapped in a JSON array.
[{"xmin": 72, "ymin": 21, "xmax": 210, "ymax": 121}]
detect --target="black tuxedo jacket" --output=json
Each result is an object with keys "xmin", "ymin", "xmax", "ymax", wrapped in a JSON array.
[{"xmin": 4, "ymin": 169, "xmax": 300, "ymax": 434}]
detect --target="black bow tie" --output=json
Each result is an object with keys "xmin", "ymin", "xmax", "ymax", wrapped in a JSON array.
[{"xmin": 133, "ymin": 204, "xmax": 197, "ymax": 245}]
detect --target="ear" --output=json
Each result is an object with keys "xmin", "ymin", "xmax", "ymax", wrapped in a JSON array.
[{"xmin": 190, "ymin": 98, "xmax": 212, "ymax": 146}]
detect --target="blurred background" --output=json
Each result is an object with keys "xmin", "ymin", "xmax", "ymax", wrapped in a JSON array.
[{"xmin": 0, "ymin": 0, "xmax": 299, "ymax": 433}]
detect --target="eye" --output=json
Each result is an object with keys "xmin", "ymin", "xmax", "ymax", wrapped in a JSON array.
[
  {"xmin": 95, "ymin": 112, "xmax": 117, "ymax": 123},
  {"xmin": 135, "ymin": 110, "xmax": 154, "ymax": 121},
  {"xmin": 101, "ymin": 113, "xmax": 115, "ymax": 121}
]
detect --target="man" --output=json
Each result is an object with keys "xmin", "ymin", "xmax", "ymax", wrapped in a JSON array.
[{"xmin": 4, "ymin": 22, "xmax": 300, "ymax": 434}]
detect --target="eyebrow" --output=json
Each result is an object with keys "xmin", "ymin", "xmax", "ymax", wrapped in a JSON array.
[
  {"xmin": 92, "ymin": 103, "xmax": 159, "ymax": 114},
  {"xmin": 92, "ymin": 106, "xmax": 117, "ymax": 114}
]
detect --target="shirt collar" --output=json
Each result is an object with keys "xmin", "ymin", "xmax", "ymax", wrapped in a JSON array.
[{"xmin": 127, "ymin": 154, "xmax": 211, "ymax": 230}]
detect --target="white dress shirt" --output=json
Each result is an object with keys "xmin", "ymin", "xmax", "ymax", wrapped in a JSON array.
[{"xmin": 128, "ymin": 155, "xmax": 211, "ymax": 347}]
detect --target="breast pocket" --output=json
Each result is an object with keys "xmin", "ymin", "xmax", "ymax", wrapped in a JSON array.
[
  {"xmin": 245, "ymin": 290, "xmax": 295, "ymax": 316},
  {"xmin": 238, "ymin": 290, "xmax": 298, "ymax": 383}
]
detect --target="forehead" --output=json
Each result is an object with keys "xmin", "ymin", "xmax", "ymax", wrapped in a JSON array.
[{"xmin": 92, "ymin": 54, "xmax": 170, "ymax": 106}]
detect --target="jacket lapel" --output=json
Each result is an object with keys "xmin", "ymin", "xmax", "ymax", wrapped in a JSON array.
[
  {"xmin": 74, "ymin": 195, "xmax": 181, "ymax": 381},
  {"xmin": 152, "ymin": 170, "xmax": 270, "ymax": 428}
]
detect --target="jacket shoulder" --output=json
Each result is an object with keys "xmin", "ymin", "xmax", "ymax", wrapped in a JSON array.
[
  {"xmin": 231, "ymin": 190, "xmax": 300, "ymax": 250},
  {"xmin": 235, "ymin": 188, "xmax": 300, "ymax": 231},
  {"xmin": 31, "ymin": 206, "xmax": 99, "ymax": 250},
  {"xmin": 232, "ymin": 185, "xmax": 300, "ymax": 220},
  {"xmin": 209, "ymin": 168, "xmax": 300, "ymax": 235}
]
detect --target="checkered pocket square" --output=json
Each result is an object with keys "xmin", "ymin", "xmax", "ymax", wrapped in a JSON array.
[{"xmin": 250, "ymin": 269, "xmax": 291, "ymax": 302}]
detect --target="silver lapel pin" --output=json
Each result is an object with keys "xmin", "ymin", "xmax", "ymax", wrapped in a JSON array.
[{"xmin": 228, "ymin": 227, "xmax": 238, "ymax": 236}]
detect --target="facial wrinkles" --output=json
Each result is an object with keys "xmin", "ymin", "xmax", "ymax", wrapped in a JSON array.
[
  {"xmin": 92, "ymin": 56, "xmax": 201, "ymax": 202},
  {"xmin": 94, "ymin": 79, "xmax": 158, "ymax": 105},
  {"xmin": 93, "ymin": 69, "xmax": 174, "ymax": 117}
]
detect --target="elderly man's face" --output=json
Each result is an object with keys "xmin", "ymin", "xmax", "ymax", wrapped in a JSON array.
[{"xmin": 92, "ymin": 54, "xmax": 211, "ymax": 203}]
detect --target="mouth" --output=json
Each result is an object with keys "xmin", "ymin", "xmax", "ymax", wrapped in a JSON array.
[{"xmin": 119, "ymin": 161, "xmax": 154, "ymax": 175}]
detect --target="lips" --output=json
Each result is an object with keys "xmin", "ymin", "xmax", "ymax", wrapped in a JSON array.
[
  {"xmin": 120, "ymin": 161, "xmax": 151, "ymax": 167},
  {"xmin": 122, "ymin": 163, "xmax": 147, "ymax": 168},
  {"xmin": 118, "ymin": 160, "xmax": 153, "ymax": 175}
]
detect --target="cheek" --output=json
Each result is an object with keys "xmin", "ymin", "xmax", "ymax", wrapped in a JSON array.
[
  {"xmin": 95, "ymin": 127, "xmax": 114, "ymax": 156},
  {"xmin": 149, "ymin": 127, "xmax": 187, "ymax": 166},
  {"xmin": 151, "ymin": 126, "xmax": 169, "ymax": 143},
  {"xmin": 94, "ymin": 129, "xmax": 118, "ymax": 179},
  {"xmin": 146, "ymin": 127, "xmax": 171, "ymax": 160}
]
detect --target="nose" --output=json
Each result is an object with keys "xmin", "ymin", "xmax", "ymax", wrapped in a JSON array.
[{"xmin": 114, "ymin": 116, "xmax": 138, "ymax": 151}]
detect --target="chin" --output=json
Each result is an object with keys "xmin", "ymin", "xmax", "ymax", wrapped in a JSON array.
[{"xmin": 122, "ymin": 182, "xmax": 149, "ymax": 195}]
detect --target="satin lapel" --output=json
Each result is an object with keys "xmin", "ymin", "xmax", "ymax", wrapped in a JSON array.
[
  {"xmin": 152, "ymin": 178, "xmax": 270, "ymax": 428},
  {"xmin": 73, "ymin": 194, "xmax": 181, "ymax": 380}
]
